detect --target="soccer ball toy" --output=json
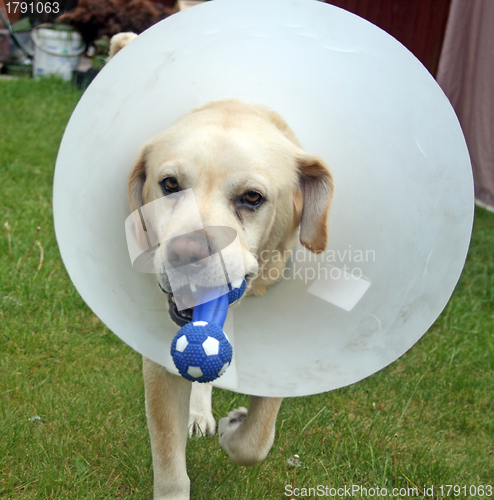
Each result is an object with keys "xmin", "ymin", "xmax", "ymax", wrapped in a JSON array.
[
  {"xmin": 170, "ymin": 280, "xmax": 246, "ymax": 382},
  {"xmin": 171, "ymin": 321, "xmax": 232, "ymax": 383}
]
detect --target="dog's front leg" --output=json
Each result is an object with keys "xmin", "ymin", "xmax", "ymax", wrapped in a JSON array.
[
  {"xmin": 143, "ymin": 357, "xmax": 192, "ymax": 500},
  {"xmin": 189, "ymin": 383, "xmax": 215, "ymax": 437},
  {"xmin": 218, "ymin": 396, "xmax": 283, "ymax": 466}
]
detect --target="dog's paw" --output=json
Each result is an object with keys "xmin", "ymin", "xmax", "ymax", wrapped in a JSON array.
[
  {"xmin": 219, "ymin": 406, "xmax": 276, "ymax": 466},
  {"xmin": 218, "ymin": 407, "xmax": 247, "ymax": 447},
  {"xmin": 188, "ymin": 411, "xmax": 216, "ymax": 437}
]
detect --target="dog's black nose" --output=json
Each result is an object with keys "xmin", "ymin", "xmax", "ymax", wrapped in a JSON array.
[
  {"xmin": 167, "ymin": 232, "xmax": 211, "ymax": 268},
  {"xmin": 165, "ymin": 227, "xmax": 238, "ymax": 269}
]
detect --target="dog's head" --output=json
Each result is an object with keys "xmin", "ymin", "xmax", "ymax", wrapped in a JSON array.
[{"xmin": 128, "ymin": 100, "xmax": 333, "ymax": 325}]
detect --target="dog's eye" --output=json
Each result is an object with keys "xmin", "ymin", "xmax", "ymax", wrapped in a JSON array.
[
  {"xmin": 161, "ymin": 177, "xmax": 180, "ymax": 194},
  {"xmin": 241, "ymin": 191, "xmax": 263, "ymax": 207}
]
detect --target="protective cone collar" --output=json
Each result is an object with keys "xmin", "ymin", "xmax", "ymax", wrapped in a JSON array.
[{"xmin": 53, "ymin": 0, "xmax": 474, "ymax": 397}]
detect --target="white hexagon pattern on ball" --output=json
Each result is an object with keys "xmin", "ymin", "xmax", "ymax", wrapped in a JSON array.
[
  {"xmin": 218, "ymin": 362, "xmax": 230, "ymax": 377},
  {"xmin": 175, "ymin": 335, "xmax": 188, "ymax": 353},
  {"xmin": 202, "ymin": 336, "xmax": 220, "ymax": 356},
  {"xmin": 187, "ymin": 366, "xmax": 203, "ymax": 379}
]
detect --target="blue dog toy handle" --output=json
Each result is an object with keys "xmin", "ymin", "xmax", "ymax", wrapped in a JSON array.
[
  {"xmin": 192, "ymin": 278, "xmax": 247, "ymax": 326},
  {"xmin": 192, "ymin": 290, "xmax": 229, "ymax": 327},
  {"xmin": 192, "ymin": 280, "xmax": 247, "ymax": 328}
]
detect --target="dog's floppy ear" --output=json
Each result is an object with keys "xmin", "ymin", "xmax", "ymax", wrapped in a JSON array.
[
  {"xmin": 128, "ymin": 145, "xmax": 149, "ymax": 212},
  {"xmin": 297, "ymin": 152, "xmax": 334, "ymax": 253},
  {"xmin": 128, "ymin": 146, "xmax": 149, "ymax": 250}
]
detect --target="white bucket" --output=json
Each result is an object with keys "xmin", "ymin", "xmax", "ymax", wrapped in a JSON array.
[{"xmin": 32, "ymin": 26, "xmax": 85, "ymax": 80}]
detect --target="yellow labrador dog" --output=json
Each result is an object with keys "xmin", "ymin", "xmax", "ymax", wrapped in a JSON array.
[
  {"xmin": 115, "ymin": 32, "xmax": 334, "ymax": 500},
  {"xmin": 128, "ymin": 99, "xmax": 333, "ymax": 499}
]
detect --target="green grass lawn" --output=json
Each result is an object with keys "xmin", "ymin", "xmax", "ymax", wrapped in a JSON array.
[{"xmin": 1, "ymin": 77, "xmax": 493, "ymax": 499}]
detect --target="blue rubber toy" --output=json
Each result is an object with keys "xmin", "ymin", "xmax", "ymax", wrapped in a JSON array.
[{"xmin": 171, "ymin": 280, "xmax": 246, "ymax": 383}]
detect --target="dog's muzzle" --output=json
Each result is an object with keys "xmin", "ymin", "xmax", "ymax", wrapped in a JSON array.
[{"xmin": 156, "ymin": 227, "xmax": 246, "ymax": 326}]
